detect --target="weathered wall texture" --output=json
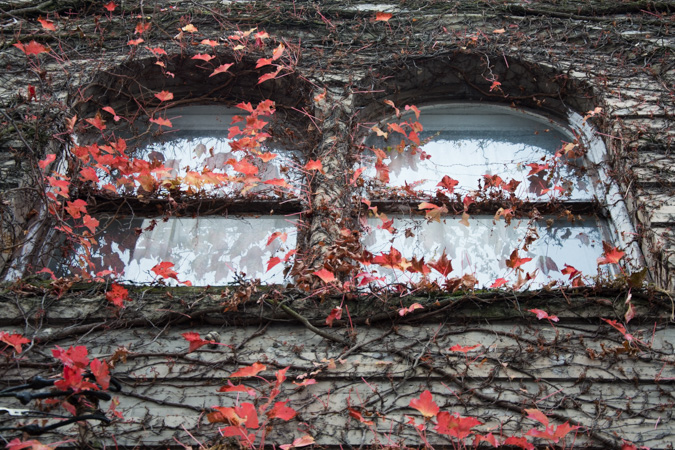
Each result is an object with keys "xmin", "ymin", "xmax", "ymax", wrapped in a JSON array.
[{"xmin": 0, "ymin": 0, "xmax": 674, "ymax": 449}]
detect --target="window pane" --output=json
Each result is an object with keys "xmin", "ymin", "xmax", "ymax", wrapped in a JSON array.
[
  {"xmin": 53, "ymin": 216, "xmax": 297, "ymax": 285},
  {"xmin": 365, "ymin": 105, "xmax": 592, "ymax": 200},
  {"xmin": 363, "ymin": 215, "xmax": 609, "ymax": 288}
]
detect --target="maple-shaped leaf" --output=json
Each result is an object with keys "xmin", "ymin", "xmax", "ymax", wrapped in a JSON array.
[
  {"xmin": 182, "ymin": 332, "xmax": 210, "ymax": 353},
  {"xmin": 227, "ymin": 158, "xmax": 259, "ymax": 176},
  {"xmin": 437, "ymin": 175, "xmax": 459, "ymax": 193},
  {"xmin": 409, "ymin": 390, "xmax": 439, "ymax": 418},
  {"xmin": 449, "ymin": 344, "xmax": 481, "ymax": 353},
  {"xmin": 149, "ymin": 117, "xmax": 172, "ymax": 127},
  {"xmin": 151, "ymin": 261, "xmax": 179, "ymax": 280},
  {"xmin": 90, "ymin": 358, "xmax": 110, "ymax": 390},
  {"xmin": 85, "ymin": 114, "xmax": 106, "ymax": 131},
  {"xmin": 372, "ymin": 246, "xmax": 403, "ymax": 269},
  {"xmin": 418, "ymin": 202, "xmax": 447, "ymax": 223},
  {"xmin": 103, "ymin": 1, "xmax": 117, "ymax": 12},
  {"xmin": 399, "ymin": 303, "xmax": 423, "ymax": 317},
  {"xmin": 135, "ymin": 22, "xmax": 151, "ymax": 34},
  {"xmin": 266, "ymin": 256, "xmax": 281, "ymax": 272},
  {"xmin": 79, "ymin": 167, "xmax": 100, "ymax": 184},
  {"xmin": 101, "ymin": 106, "xmax": 120, "ymax": 121},
  {"xmin": 552, "ymin": 421, "xmax": 580, "ymax": 441},
  {"xmin": 154, "ymin": 90, "xmax": 174, "ymax": 102},
  {"xmin": 325, "ymin": 307, "xmax": 342, "ymax": 326},
  {"xmin": 304, "ymin": 159, "xmax": 323, "ymax": 172},
  {"xmin": 52, "ymin": 345, "xmax": 90, "ymax": 369},
  {"xmin": 65, "ymin": 199, "xmax": 88, "ymax": 219},
  {"xmin": 529, "ymin": 309, "xmax": 559, "ymax": 322},
  {"xmin": 506, "ymin": 249, "xmax": 532, "ymax": 270},
  {"xmin": 38, "ymin": 18, "xmax": 56, "ymax": 31},
  {"xmin": 435, "ymin": 412, "xmax": 482, "ymax": 439},
  {"xmin": 474, "ymin": 432, "xmax": 500, "ymax": 447},
  {"xmin": 526, "ymin": 163, "xmax": 549, "ymax": 175},
  {"xmin": 597, "ymin": 241, "xmax": 625, "ymax": 265},
  {"xmin": 601, "ymin": 318, "xmax": 634, "ymax": 341},
  {"xmin": 14, "ymin": 41, "xmax": 48, "ymax": 56},
  {"xmin": 313, "ymin": 268, "xmax": 336, "ymax": 283},
  {"xmin": 257, "ymin": 152, "xmax": 277, "ymax": 162},
  {"xmin": 230, "ymin": 362, "xmax": 266, "ymax": 378},
  {"xmin": 106, "ymin": 283, "xmax": 129, "ymax": 308},
  {"xmin": 280, "ymin": 435, "xmax": 314, "ymax": 450},
  {"xmin": 0, "ymin": 332, "xmax": 30, "ymax": 354},
  {"xmin": 192, "ymin": 53, "xmax": 215, "ymax": 62},
  {"xmin": 267, "ymin": 401, "xmax": 297, "ymax": 421},
  {"xmin": 429, "ymin": 250, "xmax": 453, "ymax": 277}
]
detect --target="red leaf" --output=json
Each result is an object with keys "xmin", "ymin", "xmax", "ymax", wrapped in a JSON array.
[
  {"xmin": 218, "ymin": 381, "xmax": 256, "ymax": 396},
  {"xmin": 292, "ymin": 378, "xmax": 316, "ymax": 387},
  {"xmin": 149, "ymin": 117, "xmax": 172, "ymax": 128},
  {"xmin": 106, "ymin": 283, "xmax": 129, "ymax": 308},
  {"xmin": 39, "ymin": 154, "xmax": 56, "ymax": 170},
  {"xmin": 313, "ymin": 268, "xmax": 336, "ymax": 283},
  {"xmin": 375, "ymin": 12, "xmax": 393, "ymax": 22},
  {"xmin": 258, "ymin": 67, "xmax": 282, "ymax": 84},
  {"xmin": 85, "ymin": 114, "xmax": 106, "ymax": 131},
  {"xmin": 272, "ymin": 43, "xmax": 285, "ymax": 60},
  {"xmin": 0, "ymin": 332, "xmax": 30, "ymax": 354},
  {"xmin": 151, "ymin": 261, "xmax": 179, "ymax": 280},
  {"xmin": 90, "ymin": 358, "xmax": 110, "ymax": 390},
  {"xmin": 263, "ymin": 178, "xmax": 291, "ymax": 189},
  {"xmin": 228, "ymin": 158, "xmax": 259, "ymax": 176},
  {"xmin": 154, "ymin": 90, "xmax": 174, "ymax": 102},
  {"xmin": 348, "ymin": 408, "xmax": 374, "ymax": 426},
  {"xmin": 266, "ymin": 257, "xmax": 281, "ymax": 272},
  {"xmin": 597, "ymin": 241, "xmax": 625, "ymax": 265},
  {"xmin": 525, "ymin": 408, "xmax": 549, "ymax": 427},
  {"xmin": 266, "ymin": 231, "xmax": 288, "ymax": 246},
  {"xmin": 234, "ymin": 402, "xmax": 259, "ymax": 429},
  {"xmin": 38, "ymin": 18, "xmax": 56, "ymax": 31},
  {"xmin": 437, "ymin": 175, "xmax": 459, "ymax": 193},
  {"xmin": 304, "ymin": 159, "xmax": 323, "ymax": 172},
  {"xmin": 503, "ymin": 436, "xmax": 535, "ymax": 450},
  {"xmin": 52, "ymin": 345, "xmax": 89, "ymax": 369},
  {"xmin": 529, "ymin": 309, "xmax": 559, "ymax": 322},
  {"xmin": 325, "ymin": 307, "xmax": 342, "ymax": 326},
  {"xmin": 399, "ymin": 303, "xmax": 423, "ymax": 316},
  {"xmin": 103, "ymin": 1, "xmax": 117, "ymax": 12},
  {"xmin": 182, "ymin": 332, "xmax": 210, "ymax": 353},
  {"xmin": 79, "ymin": 167, "xmax": 100, "ymax": 183},
  {"xmin": 102, "ymin": 106, "xmax": 121, "ymax": 121},
  {"xmin": 13, "ymin": 41, "xmax": 48, "ymax": 56},
  {"xmin": 65, "ymin": 199, "xmax": 88, "ymax": 219},
  {"xmin": 449, "ymin": 344, "xmax": 481, "ymax": 353},
  {"xmin": 135, "ymin": 22, "xmax": 151, "ymax": 35},
  {"xmin": 267, "ymin": 401, "xmax": 297, "ymax": 421},
  {"xmin": 230, "ymin": 362, "xmax": 266, "ymax": 378},
  {"xmin": 429, "ymin": 250, "xmax": 453, "ymax": 277},
  {"xmin": 435, "ymin": 412, "xmax": 482, "ymax": 439},
  {"xmin": 490, "ymin": 278, "xmax": 508, "ymax": 288},
  {"xmin": 409, "ymin": 390, "xmax": 439, "ymax": 418},
  {"xmin": 601, "ymin": 318, "xmax": 634, "ymax": 341},
  {"xmin": 127, "ymin": 38, "xmax": 144, "ymax": 46},
  {"xmin": 372, "ymin": 246, "xmax": 403, "ymax": 269},
  {"xmin": 506, "ymin": 249, "xmax": 532, "ymax": 270},
  {"xmin": 192, "ymin": 53, "xmax": 215, "ymax": 62},
  {"xmin": 280, "ymin": 435, "xmax": 314, "ymax": 450},
  {"xmin": 201, "ymin": 39, "xmax": 220, "ymax": 47},
  {"xmin": 210, "ymin": 63, "xmax": 234, "ymax": 77}
]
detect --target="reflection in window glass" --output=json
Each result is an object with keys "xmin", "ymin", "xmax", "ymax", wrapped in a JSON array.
[
  {"xmin": 54, "ymin": 216, "xmax": 296, "ymax": 285},
  {"xmin": 363, "ymin": 215, "xmax": 609, "ymax": 288},
  {"xmin": 365, "ymin": 105, "xmax": 591, "ymax": 200}
]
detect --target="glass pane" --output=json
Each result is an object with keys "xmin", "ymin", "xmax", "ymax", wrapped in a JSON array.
[
  {"xmin": 101, "ymin": 106, "xmax": 300, "ymax": 197},
  {"xmin": 53, "ymin": 216, "xmax": 297, "ymax": 286},
  {"xmin": 363, "ymin": 214, "xmax": 609, "ymax": 288},
  {"xmin": 364, "ymin": 104, "xmax": 592, "ymax": 200}
]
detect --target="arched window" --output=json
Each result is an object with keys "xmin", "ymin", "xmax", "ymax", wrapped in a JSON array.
[
  {"xmin": 361, "ymin": 103, "xmax": 624, "ymax": 288},
  {"xmin": 52, "ymin": 104, "xmax": 300, "ymax": 286}
]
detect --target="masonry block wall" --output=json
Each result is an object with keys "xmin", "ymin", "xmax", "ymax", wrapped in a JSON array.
[{"xmin": 0, "ymin": 1, "xmax": 673, "ymax": 449}]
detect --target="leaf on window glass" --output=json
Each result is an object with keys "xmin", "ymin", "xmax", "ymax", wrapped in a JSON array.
[
  {"xmin": 429, "ymin": 250, "xmax": 453, "ymax": 277},
  {"xmin": 506, "ymin": 250, "xmax": 532, "ymax": 270},
  {"xmin": 597, "ymin": 241, "xmax": 625, "ymax": 265}
]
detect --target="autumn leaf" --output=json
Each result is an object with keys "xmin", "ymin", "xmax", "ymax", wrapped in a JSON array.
[
  {"xmin": 102, "ymin": 106, "xmax": 121, "ymax": 121},
  {"xmin": 218, "ymin": 381, "xmax": 256, "ymax": 396},
  {"xmin": 38, "ymin": 18, "xmax": 56, "ymax": 31},
  {"xmin": 601, "ymin": 318, "xmax": 634, "ymax": 341},
  {"xmin": 103, "ymin": 1, "xmax": 117, "ymax": 12},
  {"xmin": 192, "ymin": 53, "xmax": 215, "ymax": 62},
  {"xmin": 490, "ymin": 278, "xmax": 508, "ymax": 288},
  {"xmin": 429, "ymin": 250, "xmax": 453, "ymax": 277},
  {"xmin": 597, "ymin": 241, "xmax": 625, "ymax": 265},
  {"xmin": 230, "ymin": 362, "xmax": 266, "ymax": 378},
  {"xmin": 151, "ymin": 261, "xmax": 179, "ymax": 280},
  {"xmin": 418, "ymin": 202, "xmax": 447, "ymax": 223},
  {"xmin": 52, "ymin": 345, "xmax": 89, "ymax": 369},
  {"xmin": 313, "ymin": 268, "xmax": 336, "ymax": 283},
  {"xmin": 263, "ymin": 178, "xmax": 291, "ymax": 189},
  {"xmin": 449, "ymin": 344, "xmax": 481, "ymax": 353},
  {"xmin": 506, "ymin": 249, "xmax": 532, "ymax": 270},
  {"xmin": 409, "ymin": 390, "xmax": 439, "ymax": 418},
  {"xmin": 399, "ymin": 303, "xmax": 423, "ymax": 316},
  {"xmin": 529, "ymin": 309, "xmax": 559, "ymax": 322},
  {"xmin": 258, "ymin": 67, "xmax": 282, "ymax": 84},
  {"xmin": 181, "ymin": 24, "xmax": 198, "ymax": 33},
  {"xmin": 135, "ymin": 22, "xmax": 151, "ymax": 34},
  {"xmin": 325, "ymin": 307, "xmax": 342, "ymax": 326},
  {"xmin": 127, "ymin": 38, "xmax": 144, "ymax": 46},
  {"xmin": 267, "ymin": 257, "xmax": 281, "ymax": 271},
  {"xmin": 375, "ymin": 12, "xmax": 393, "ymax": 22},
  {"xmin": 405, "ymin": 104, "xmax": 421, "ymax": 119},
  {"xmin": 292, "ymin": 378, "xmax": 316, "ymax": 387},
  {"xmin": 0, "ymin": 332, "xmax": 30, "ymax": 354},
  {"xmin": 267, "ymin": 401, "xmax": 297, "ymax": 421},
  {"xmin": 79, "ymin": 167, "xmax": 100, "ymax": 184},
  {"xmin": 209, "ymin": 63, "xmax": 234, "ymax": 77},
  {"xmin": 85, "ymin": 114, "xmax": 106, "ymax": 131},
  {"xmin": 503, "ymin": 436, "xmax": 535, "ymax": 450},
  {"xmin": 149, "ymin": 117, "xmax": 173, "ymax": 128},
  {"xmin": 266, "ymin": 231, "xmax": 288, "ymax": 246},
  {"xmin": 280, "ymin": 435, "xmax": 314, "ymax": 450},
  {"xmin": 435, "ymin": 412, "xmax": 482, "ymax": 439},
  {"xmin": 257, "ymin": 152, "xmax": 277, "ymax": 162},
  {"xmin": 493, "ymin": 28, "xmax": 506, "ymax": 34},
  {"xmin": 304, "ymin": 159, "xmax": 323, "ymax": 172},
  {"xmin": 182, "ymin": 332, "xmax": 211, "ymax": 353},
  {"xmin": 348, "ymin": 408, "xmax": 374, "ymax": 426},
  {"xmin": 39, "ymin": 154, "xmax": 56, "ymax": 170},
  {"xmin": 525, "ymin": 408, "xmax": 549, "ymax": 427},
  {"xmin": 90, "ymin": 358, "xmax": 110, "ymax": 390},
  {"xmin": 65, "ymin": 199, "xmax": 88, "ymax": 219},
  {"xmin": 372, "ymin": 246, "xmax": 403, "ymax": 269},
  {"xmin": 228, "ymin": 158, "xmax": 259, "ymax": 176},
  {"xmin": 13, "ymin": 41, "xmax": 48, "ymax": 56},
  {"xmin": 106, "ymin": 283, "xmax": 129, "ymax": 308},
  {"xmin": 201, "ymin": 39, "xmax": 219, "ymax": 47},
  {"xmin": 437, "ymin": 175, "xmax": 459, "ymax": 193},
  {"xmin": 154, "ymin": 90, "xmax": 174, "ymax": 102}
]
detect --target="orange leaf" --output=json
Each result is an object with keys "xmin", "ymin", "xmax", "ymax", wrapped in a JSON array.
[
  {"xmin": 597, "ymin": 241, "xmax": 625, "ymax": 265},
  {"xmin": 313, "ymin": 268, "xmax": 336, "ymax": 283},
  {"xmin": 201, "ymin": 39, "xmax": 219, "ymax": 47},
  {"xmin": 85, "ymin": 114, "xmax": 106, "ymax": 131},
  {"xmin": 127, "ymin": 38, "xmax": 144, "ymax": 46},
  {"xmin": 39, "ymin": 154, "xmax": 56, "ymax": 170},
  {"xmin": 399, "ymin": 303, "xmax": 423, "ymax": 316},
  {"xmin": 409, "ymin": 390, "xmax": 439, "ymax": 418},
  {"xmin": 13, "ymin": 41, "xmax": 48, "ymax": 56},
  {"xmin": 151, "ymin": 261, "xmax": 179, "ymax": 280},
  {"xmin": 506, "ymin": 249, "xmax": 532, "ymax": 270},
  {"xmin": 280, "ymin": 435, "xmax": 314, "ymax": 450},
  {"xmin": 210, "ymin": 63, "xmax": 234, "ymax": 77},
  {"xmin": 524, "ymin": 408, "xmax": 549, "ymax": 427},
  {"xmin": 149, "ymin": 117, "xmax": 172, "ymax": 127},
  {"xmin": 375, "ymin": 12, "xmax": 393, "ymax": 22},
  {"xmin": 103, "ymin": 1, "xmax": 117, "ymax": 12},
  {"xmin": 192, "ymin": 53, "xmax": 214, "ymax": 62},
  {"xmin": 38, "ymin": 18, "xmax": 56, "ymax": 31},
  {"xmin": 490, "ymin": 278, "xmax": 508, "ymax": 288},
  {"xmin": 135, "ymin": 22, "xmax": 151, "ymax": 34},
  {"xmin": 82, "ymin": 215, "xmax": 99, "ymax": 233},
  {"xmin": 154, "ymin": 90, "xmax": 174, "ymax": 102},
  {"xmin": 181, "ymin": 24, "xmax": 198, "ymax": 33},
  {"xmin": 230, "ymin": 362, "xmax": 266, "ymax": 378},
  {"xmin": 449, "ymin": 344, "xmax": 481, "ymax": 353},
  {"xmin": 258, "ymin": 67, "xmax": 282, "ymax": 84},
  {"xmin": 304, "ymin": 159, "xmax": 323, "ymax": 172},
  {"xmin": 437, "ymin": 175, "xmax": 459, "ymax": 193},
  {"xmin": 429, "ymin": 250, "xmax": 453, "ymax": 277}
]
